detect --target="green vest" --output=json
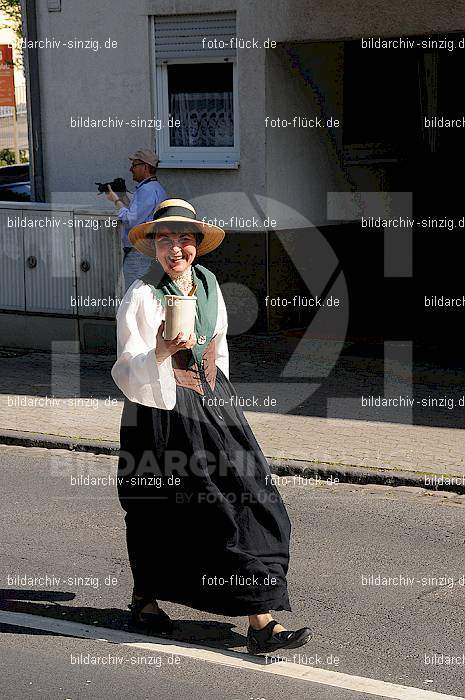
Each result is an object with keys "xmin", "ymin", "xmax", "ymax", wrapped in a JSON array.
[{"xmin": 141, "ymin": 263, "xmax": 218, "ymax": 368}]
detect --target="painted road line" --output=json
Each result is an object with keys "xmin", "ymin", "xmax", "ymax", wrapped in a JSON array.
[{"xmin": 0, "ymin": 611, "xmax": 462, "ymax": 700}]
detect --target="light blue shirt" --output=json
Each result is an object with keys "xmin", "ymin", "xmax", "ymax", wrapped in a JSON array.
[{"xmin": 118, "ymin": 177, "xmax": 167, "ymax": 248}]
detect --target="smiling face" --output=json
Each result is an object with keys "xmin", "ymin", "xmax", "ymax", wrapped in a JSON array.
[{"xmin": 154, "ymin": 225, "xmax": 198, "ymax": 276}]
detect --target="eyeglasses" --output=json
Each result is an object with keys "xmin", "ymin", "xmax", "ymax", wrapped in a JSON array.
[
  {"xmin": 154, "ymin": 233, "xmax": 196, "ymax": 246},
  {"xmin": 130, "ymin": 161, "xmax": 145, "ymax": 169}
]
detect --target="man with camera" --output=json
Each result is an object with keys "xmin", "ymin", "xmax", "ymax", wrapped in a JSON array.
[{"xmin": 105, "ymin": 149, "xmax": 166, "ymax": 291}]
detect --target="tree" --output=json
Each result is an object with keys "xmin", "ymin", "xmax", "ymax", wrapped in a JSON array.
[
  {"xmin": 0, "ymin": 2, "xmax": 25, "ymax": 166},
  {"xmin": 0, "ymin": 1, "xmax": 23, "ymax": 70},
  {"xmin": 0, "ymin": 1, "xmax": 22, "ymax": 40}
]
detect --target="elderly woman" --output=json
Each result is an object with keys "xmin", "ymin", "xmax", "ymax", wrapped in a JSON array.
[{"xmin": 111, "ymin": 198, "xmax": 311, "ymax": 655}]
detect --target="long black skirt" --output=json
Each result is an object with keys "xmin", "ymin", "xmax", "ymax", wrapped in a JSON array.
[{"xmin": 117, "ymin": 367, "xmax": 292, "ymax": 617}]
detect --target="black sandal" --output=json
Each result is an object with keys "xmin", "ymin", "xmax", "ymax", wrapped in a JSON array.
[
  {"xmin": 128, "ymin": 593, "xmax": 173, "ymax": 634},
  {"xmin": 246, "ymin": 620, "xmax": 312, "ymax": 655}
]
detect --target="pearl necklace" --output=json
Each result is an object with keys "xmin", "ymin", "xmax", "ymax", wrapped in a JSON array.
[{"xmin": 170, "ymin": 266, "xmax": 193, "ymax": 296}]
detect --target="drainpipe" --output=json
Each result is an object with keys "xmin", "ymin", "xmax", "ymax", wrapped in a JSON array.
[{"xmin": 20, "ymin": 0, "xmax": 45, "ymax": 202}]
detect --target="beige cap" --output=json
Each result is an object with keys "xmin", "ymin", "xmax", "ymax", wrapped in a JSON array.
[{"xmin": 128, "ymin": 148, "xmax": 159, "ymax": 168}]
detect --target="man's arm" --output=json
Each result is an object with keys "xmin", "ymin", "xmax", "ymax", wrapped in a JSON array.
[{"xmin": 117, "ymin": 182, "xmax": 166, "ymax": 229}]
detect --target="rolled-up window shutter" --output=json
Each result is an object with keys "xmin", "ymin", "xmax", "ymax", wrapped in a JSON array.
[{"xmin": 154, "ymin": 12, "xmax": 236, "ymax": 61}]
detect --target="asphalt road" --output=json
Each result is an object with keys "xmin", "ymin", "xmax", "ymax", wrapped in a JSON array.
[{"xmin": 1, "ymin": 444, "xmax": 465, "ymax": 699}]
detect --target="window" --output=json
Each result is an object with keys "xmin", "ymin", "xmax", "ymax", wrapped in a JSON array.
[
  {"xmin": 152, "ymin": 13, "xmax": 239, "ymax": 167},
  {"xmin": 167, "ymin": 63, "xmax": 234, "ymax": 148}
]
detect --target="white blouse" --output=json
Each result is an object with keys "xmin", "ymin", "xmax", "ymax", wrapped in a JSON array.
[{"xmin": 111, "ymin": 279, "xmax": 229, "ymax": 410}]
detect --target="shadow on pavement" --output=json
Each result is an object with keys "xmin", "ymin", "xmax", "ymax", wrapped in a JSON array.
[{"xmin": 0, "ymin": 588, "xmax": 246, "ymax": 650}]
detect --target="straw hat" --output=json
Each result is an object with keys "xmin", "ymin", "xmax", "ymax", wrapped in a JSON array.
[{"xmin": 128, "ymin": 199, "xmax": 225, "ymax": 258}]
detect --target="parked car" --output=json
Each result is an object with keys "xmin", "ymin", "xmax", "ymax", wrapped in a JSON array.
[{"xmin": 0, "ymin": 164, "xmax": 31, "ymax": 202}]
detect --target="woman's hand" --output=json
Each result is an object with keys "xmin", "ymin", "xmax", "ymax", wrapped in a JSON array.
[{"xmin": 155, "ymin": 320, "xmax": 196, "ymax": 364}]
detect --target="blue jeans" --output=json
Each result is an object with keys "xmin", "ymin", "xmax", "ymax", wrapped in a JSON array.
[{"xmin": 123, "ymin": 248, "xmax": 152, "ymax": 292}]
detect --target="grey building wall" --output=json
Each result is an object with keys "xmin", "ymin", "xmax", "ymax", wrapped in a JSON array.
[
  {"xmin": 264, "ymin": 42, "xmax": 347, "ymax": 330},
  {"xmin": 266, "ymin": 42, "xmax": 346, "ymax": 229},
  {"xmin": 36, "ymin": 0, "xmax": 268, "ymax": 217},
  {"xmin": 35, "ymin": 0, "xmax": 465, "ymax": 208},
  {"xmin": 260, "ymin": 0, "xmax": 465, "ymax": 42}
]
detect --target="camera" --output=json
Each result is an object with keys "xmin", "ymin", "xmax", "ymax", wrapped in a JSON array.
[{"xmin": 95, "ymin": 177, "xmax": 127, "ymax": 194}]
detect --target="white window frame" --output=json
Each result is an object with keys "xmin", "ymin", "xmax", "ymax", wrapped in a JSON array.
[{"xmin": 153, "ymin": 55, "xmax": 240, "ymax": 169}]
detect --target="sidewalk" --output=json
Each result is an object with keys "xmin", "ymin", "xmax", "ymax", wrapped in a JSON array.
[{"xmin": 1, "ymin": 337, "xmax": 465, "ymax": 492}]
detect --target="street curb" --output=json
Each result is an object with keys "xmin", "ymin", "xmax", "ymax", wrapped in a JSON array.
[
  {"xmin": 1, "ymin": 429, "xmax": 464, "ymax": 495},
  {"xmin": 266, "ymin": 458, "xmax": 465, "ymax": 494},
  {"xmin": 0, "ymin": 430, "xmax": 119, "ymax": 456}
]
